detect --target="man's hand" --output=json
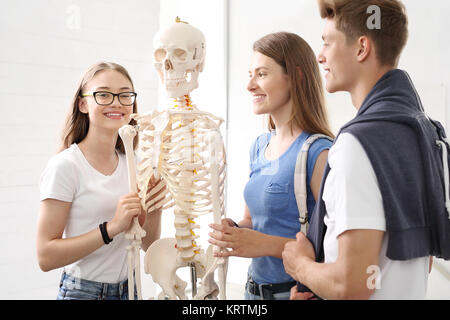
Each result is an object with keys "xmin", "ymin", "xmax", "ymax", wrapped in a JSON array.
[
  {"xmin": 289, "ymin": 285, "xmax": 317, "ymax": 300},
  {"xmin": 282, "ymin": 232, "xmax": 315, "ymax": 280}
]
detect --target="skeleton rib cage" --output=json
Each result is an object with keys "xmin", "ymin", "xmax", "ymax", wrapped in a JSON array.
[{"xmin": 133, "ymin": 109, "xmax": 226, "ymax": 262}]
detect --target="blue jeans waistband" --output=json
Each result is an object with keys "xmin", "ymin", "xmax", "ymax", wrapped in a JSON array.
[{"xmin": 59, "ymin": 272, "xmax": 132, "ymax": 300}]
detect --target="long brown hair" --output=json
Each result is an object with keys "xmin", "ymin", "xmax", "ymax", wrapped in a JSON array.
[
  {"xmin": 60, "ymin": 62, "xmax": 138, "ymax": 153},
  {"xmin": 253, "ymin": 32, "xmax": 334, "ymax": 138}
]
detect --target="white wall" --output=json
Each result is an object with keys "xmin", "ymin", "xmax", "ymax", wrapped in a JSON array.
[
  {"xmin": 226, "ymin": 0, "xmax": 450, "ymax": 297},
  {"xmin": 0, "ymin": 0, "xmax": 160, "ymax": 299}
]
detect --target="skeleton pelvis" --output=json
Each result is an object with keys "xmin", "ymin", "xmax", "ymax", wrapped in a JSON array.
[
  {"xmin": 144, "ymin": 237, "xmax": 219, "ymax": 299},
  {"xmin": 144, "ymin": 238, "xmax": 186, "ymax": 299}
]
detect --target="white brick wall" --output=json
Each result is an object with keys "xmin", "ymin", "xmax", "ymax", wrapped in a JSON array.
[{"xmin": 0, "ymin": 0, "xmax": 160, "ymax": 299}]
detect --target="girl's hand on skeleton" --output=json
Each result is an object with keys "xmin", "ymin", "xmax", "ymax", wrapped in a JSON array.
[
  {"xmin": 219, "ymin": 218, "xmax": 237, "ymax": 228},
  {"xmin": 108, "ymin": 192, "xmax": 144, "ymax": 238},
  {"xmin": 208, "ymin": 219, "xmax": 266, "ymax": 258}
]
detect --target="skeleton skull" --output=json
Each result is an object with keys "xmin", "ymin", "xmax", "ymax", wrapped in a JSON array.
[{"xmin": 153, "ymin": 19, "xmax": 206, "ymax": 98}]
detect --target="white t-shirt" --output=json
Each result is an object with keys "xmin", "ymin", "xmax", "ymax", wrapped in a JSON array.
[
  {"xmin": 322, "ymin": 133, "xmax": 429, "ymax": 299},
  {"xmin": 39, "ymin": 144, "xmax": 130, "ymax": 283}
]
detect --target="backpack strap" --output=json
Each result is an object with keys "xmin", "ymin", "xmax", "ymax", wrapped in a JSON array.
[
  {"xmin": 436, "ymin": 139, "xmax": 450, "ymax": 219},
  {"xmin": 429, "ymin": 119, "xmax": 450, "ymax": 219},
  {"xmin": 294, "ymin": 134, "xmax": 333, "ymax": 235}
]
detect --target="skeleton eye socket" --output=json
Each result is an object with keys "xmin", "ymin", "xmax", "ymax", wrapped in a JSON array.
[
  {"xmin": 173, "ymin": 48, "xmax": 188, "ymax": 61},
  {"xmin": 154, "ymin": 49, "xmax": 167, "ymax": 62}
]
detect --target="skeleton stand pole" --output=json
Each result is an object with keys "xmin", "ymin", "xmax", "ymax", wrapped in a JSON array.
[{"xmin": 189, "ymin": 262, "xmax": 197, "ymax": 298}]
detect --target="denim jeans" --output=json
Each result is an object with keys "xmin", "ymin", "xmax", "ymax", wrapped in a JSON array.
[{"xmin": 57, "ymin": 272, "xmax": 137, "ymax": 300}]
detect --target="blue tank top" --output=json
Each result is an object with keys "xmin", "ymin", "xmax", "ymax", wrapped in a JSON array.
[{"xmin": 244, "ymin": 131, "xmax": 332, "ymax": 284}]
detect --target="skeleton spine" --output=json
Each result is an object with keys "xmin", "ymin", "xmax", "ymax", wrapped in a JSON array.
[{"xmin": 173, "ymin": 111, "xmax": 201, "ymax": 262}]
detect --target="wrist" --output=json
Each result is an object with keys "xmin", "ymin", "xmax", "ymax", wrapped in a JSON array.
[
  {"xmin": 99, "ymin": 222, "xmax": 113, "ymax": 245},
  {"xmin": 236, "ymin": 219, "xmax": 251, "ymax": 229},
  {"xmin": 106, "ymin": 220, "xmax": 119, "ymax": 238},
  {"xmin": 295, "ymin": 255, "xmax": 313, "ymax": 283}
]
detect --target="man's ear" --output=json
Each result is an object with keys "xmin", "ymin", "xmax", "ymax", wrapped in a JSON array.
[
  {"xmin": 78, "ymin": 97, "xmax": 88, "ymax": 114},
  {"xmin": 356, "ymin": 36, "xmax": 371, "ymax": 63}
]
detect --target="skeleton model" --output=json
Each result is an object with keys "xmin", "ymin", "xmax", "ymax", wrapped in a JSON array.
[{"xmin": 119, "ymin": 17, "xmax": 227, "ymax": 300}]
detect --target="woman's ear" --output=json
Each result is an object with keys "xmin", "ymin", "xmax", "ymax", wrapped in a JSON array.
[
  {"xmin": 356, "ymin": 36, "xmax": 371, "ymax": 63},
  {"xmin": 78, "ymin": 97, "xmax": 88, "ymax": 114},
  {"xmin": 296, "ymin": 66, "xmax": 303, "ymax": 81}
]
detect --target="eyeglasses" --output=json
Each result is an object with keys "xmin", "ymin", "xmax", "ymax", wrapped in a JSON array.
[{"xmin": 80, "ymin": 91, "xmax": 137, "ymax": 106}]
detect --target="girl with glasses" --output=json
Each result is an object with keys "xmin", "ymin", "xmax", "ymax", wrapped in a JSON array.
[{"xmin": 37, "ymin": 62, "xmax": 163, "ymax": 300}]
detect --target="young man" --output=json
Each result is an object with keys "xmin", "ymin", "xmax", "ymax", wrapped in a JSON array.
[{"xmin": 282, "ymin": 0, "xmax": 450, "ymax": 299}]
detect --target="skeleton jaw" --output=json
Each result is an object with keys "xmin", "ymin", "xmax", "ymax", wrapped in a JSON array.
[{"xmin": 162, "ymin": 70, "xmax": 200, "ymax": 98}]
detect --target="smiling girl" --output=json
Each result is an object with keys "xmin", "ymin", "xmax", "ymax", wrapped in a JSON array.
[
  {"xmin": 37, "ymin": 62, "xmax": 163, "ymax": 300},
  {"xmin": 209, "ymin": 32, "xmax": 334, "ymax": 300}
]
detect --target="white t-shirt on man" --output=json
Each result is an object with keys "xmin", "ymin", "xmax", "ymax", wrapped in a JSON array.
[
  {"xmin": 39, "ymin": 144, "xmax": 130, "ymax": 283},
  {"xmin": 322, "ymin": 133, "xmax": 429, "ymax": 299}
]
